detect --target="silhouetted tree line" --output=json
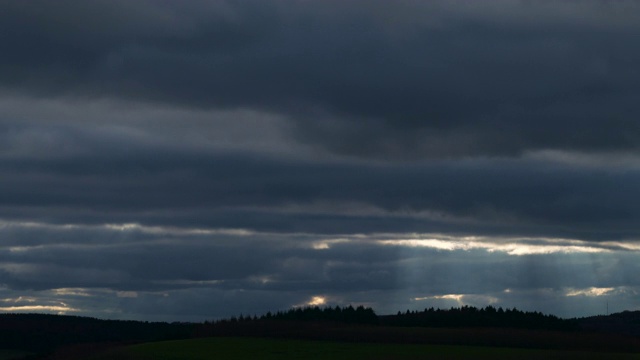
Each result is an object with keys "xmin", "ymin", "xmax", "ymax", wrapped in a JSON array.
[
  {"xmin": 193, "ymin": 305, "xmax": 379, "ymax": 339},
  {"xmin": 217, "ymin": 305, "xmax": 378, "ymax": 325},
  {"xmin": 381, "ymin": 306, "xmax": 578, "ymax": 330}
]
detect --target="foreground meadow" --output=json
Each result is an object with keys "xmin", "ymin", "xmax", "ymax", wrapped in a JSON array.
[
  {"xmin": 90, "ymin": 337, "xmax": 640, "ymax": 360},
  {"xmin": 0, "ymin": 350, "xmax": 31, "ymax": 360}
]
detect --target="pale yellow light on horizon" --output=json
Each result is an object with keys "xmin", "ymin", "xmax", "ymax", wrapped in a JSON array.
[
  {"xmin": 377, "ymin": 238, "xmax": 612, "ymax": 256},
  {"xmin": 413, "ymin": 294, "xmax": 464, "ymax": 303},
  {"xmin": 50, "ymin": 288, "xmax": 93, "ymax": 297},
  {"xmin": 412, "ymin": 293, "xmax": 499, "ymax": 307},
  {"xmin": 566, "ymin": 287, "xmax": 615, "ymax": 297},
  {"xmin": 307, "ymin": 296, "xmax": 327, "ymax": 306},
  {"xmin": 0, "ymin": 305, "xmax": 80, "ymax": 313}
]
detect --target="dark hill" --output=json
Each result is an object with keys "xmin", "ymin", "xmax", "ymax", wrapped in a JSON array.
[
  {"xmin": 0, "ymin": 313, "xmax": 192, "ymax": 356},
  {"xmin": 577, "ymin": 311, "xmax": 640, "ymax": 337},
  {"xmin": 379, "ymin": 306, "xmax": 577, "ymax": 331}
]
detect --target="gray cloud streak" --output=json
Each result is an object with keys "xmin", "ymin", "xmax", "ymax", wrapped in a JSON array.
[{"xmin": 1, "ymin": 147, "xmax": 639, "ymax": 240}]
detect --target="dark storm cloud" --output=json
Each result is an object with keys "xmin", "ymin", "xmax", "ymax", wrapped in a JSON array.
[
  {"xmin": 2, "ymin": 1, "xmax": 640, "ymax": 158},
  {"xmin": 1, "ymin": 146, "xmax": 639, "ymax": 240}
]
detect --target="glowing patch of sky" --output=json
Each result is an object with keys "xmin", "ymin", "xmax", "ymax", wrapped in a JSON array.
[
  {"xmin": 307, "ymin": 296, "xmax": 327, "ymax": 306},
  {"xmin": 566, "ymin": 287, "xmax": 616, "ymax": 297},
  {"xmin": 0, "ymin": 305, "xmax": 80, "ymax": 313},
  {"xmin": 411, "ymin": 294, "xmax": 500, "ymax": 307},
  {"xmin": 377, "ymin": 237, "xmax": 614, "ymax": 255}
]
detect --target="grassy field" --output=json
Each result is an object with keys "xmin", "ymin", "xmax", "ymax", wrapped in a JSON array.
[
  {"xmin": 89, "ymin": 337, "xmax": 640, "ymax": 360},
  {"xmin": 0, "ymin": 350, "xmax": 32, "ymax": 360}
]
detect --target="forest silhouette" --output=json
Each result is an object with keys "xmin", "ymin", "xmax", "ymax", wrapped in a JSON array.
[{"xmin": 1, "ymin": 306, "xmax": 639, "ymax": 358}]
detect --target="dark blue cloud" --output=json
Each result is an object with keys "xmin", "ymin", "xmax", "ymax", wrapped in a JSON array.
[
  {"xmin": 1, "ymin": 1, "xmax": 640, "ymax": 158},
  {"xmin": 1, "ymin": 146, "xmax": 639, "ymax": 240}
]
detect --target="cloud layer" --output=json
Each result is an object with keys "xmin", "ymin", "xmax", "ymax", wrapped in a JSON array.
[
  {"xmin": 3, "ymin": 1, "xmax": 640, "ymax": 159},
  {"xmin": 1, "ymin": 0, "xmax": 639, "ymax": 320}
]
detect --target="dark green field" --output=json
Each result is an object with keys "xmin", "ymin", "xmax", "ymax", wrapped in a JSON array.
[
  {"xmin": 0, "ymin": 350, "xmax": 32, "ymax": 360},
  {"xmin": 90, "ymin": 337, "xmax": 640, "ymax": 360}
]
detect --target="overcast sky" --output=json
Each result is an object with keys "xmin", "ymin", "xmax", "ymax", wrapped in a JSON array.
[{"xmin": 1, "ymin": 0, "xmax": 640, "ymax": 321}]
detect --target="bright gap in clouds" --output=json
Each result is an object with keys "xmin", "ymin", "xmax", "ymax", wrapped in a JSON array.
[
  {"xmin": 376, "ymin": 238, "xmax": 610, "ymax": 255},
  {"xmin": 412, "ymin": 294, "xmax": 499, "ymax": 307},
  {"xmin": 0, "ymin": 305, "xmax": 79, "ymax": 314},
  {"xmin": 0, "ymin": 295, "xmax": 80, "ymax": 314},
  {"xmin": 307, "ymin": 296, "xmax": 327, "ymax": 307},
  {"xmin": 316, "ymin": 234, "xmax": 617, "ymax": 256},
  {"xmin": 566, "ymin": 287, "xmax": 615, "ymax": 297}
]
